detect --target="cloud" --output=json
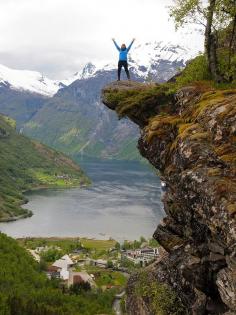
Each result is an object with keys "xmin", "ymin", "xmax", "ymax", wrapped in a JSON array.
[{"xmin": 0, "ymin": 0, "xmax": 203, "ymax": 79}]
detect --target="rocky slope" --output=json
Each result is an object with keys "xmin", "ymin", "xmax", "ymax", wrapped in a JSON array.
[{"xmin": 102, "ymin": 81, "xmax": 236, "ymax": 314}]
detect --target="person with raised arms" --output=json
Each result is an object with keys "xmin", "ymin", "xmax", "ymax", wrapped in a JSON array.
[{"xmin": 112, "ymin": 38, "xmax": 135, "ymax": 81}]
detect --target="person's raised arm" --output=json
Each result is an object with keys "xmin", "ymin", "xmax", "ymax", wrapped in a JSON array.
[
  {"xmin": 127, "ymin": 38, "xmax": 135, "ymax": 52},
  {"xmin": 112, "ymin": 38, "xmax": 120, "ymax": 51}
]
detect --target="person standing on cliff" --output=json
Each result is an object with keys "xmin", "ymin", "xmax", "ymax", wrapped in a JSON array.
[{"xmin": 112, "ymin": 38, "xmax": 135, "ymax": 81}]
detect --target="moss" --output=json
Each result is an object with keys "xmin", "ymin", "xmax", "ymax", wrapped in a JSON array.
[
  {"xmin": 227, "ymin": 203, "xmax": 236, "ymax": 215},
  {"xmin": 177, "ymin": 123, "xmax": 199, "ymax": 141},
  {"xmin": 145, "ymin": 115, "xmax": 182, "ymax": 143},
  {"xmin": 178, "ymin": 123, "xmax": 194, "ymax": 134},
  {"xmin": 134, "ymin": 270, "xmax": 187, "ymax": 315},
  {"xmin": 214, "ymin": 178, "xmax": 236, "ymax": 199},
  {"xmin": 215, "ymin": 143, "xmax": 236, "ymax": 164},
  {"xmin": 105, "ymin": 84, "xmax": 176, "ymax": 120},
  {"xmin": 191, "ymin": 89, "xmax": 236, "ymax": 121},
  {"xmin": 207, "ymin": 168, "xmax": 222, "ymax": 177},
  {"xmin": 219, "ymin": 153, "xmax": 236, "ymax": 163},
  {"xmin": 189, "ymin": 131, "xmax": 209, "ymax": 141},
  {"xmin": 194, "ymin": 93, "xmax": 226, "ymax": 119}
]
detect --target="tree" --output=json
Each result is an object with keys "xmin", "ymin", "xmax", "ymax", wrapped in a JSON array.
[
  {"xmin": 69, "ymin": 282, "xmax": 91, "ymax": 295},
  {"xmin": 107, "ymin": 260, "xmax": 114, "ymax": 268},
  {"xmin": 140, "ymin": 236, "xmax": 147, "ymax": 244},
  {"xmin": 115, "ymin": 242, "xmax": 121, "ymax": 250},
  {"xmin": 170, "ymin": 0, "xmax": 236, "ymax": 82}
]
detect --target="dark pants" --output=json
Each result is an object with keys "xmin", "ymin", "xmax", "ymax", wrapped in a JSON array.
[{"xmin": 118, "ymin": 60, "xmax": 130, "ymax": 80}]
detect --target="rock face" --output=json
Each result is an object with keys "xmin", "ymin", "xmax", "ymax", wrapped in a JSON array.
[{"xmin": 101, "ymin": 81, "xmax": 236, "ymax": 314}]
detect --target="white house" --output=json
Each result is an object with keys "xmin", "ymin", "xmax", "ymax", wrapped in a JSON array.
[
  {"xmin": 52, "ymin": 254, "xmax": 74, "ymax": 270},
  {"xmin": 122, "ymin": 247, "xmax": 159, "ymax": 266},
  {"xmin": 52, "ymin": 254, "xmax": 74, "ymax": 281}
]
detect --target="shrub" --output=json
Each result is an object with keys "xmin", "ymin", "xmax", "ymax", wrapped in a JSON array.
[
  {"xmin": 135, "ymin": 270, "xmax": 186, "ymax": 315},
  {"xmin": 176, "ymin": 55, "xmax": 211, "ymax": 86}
]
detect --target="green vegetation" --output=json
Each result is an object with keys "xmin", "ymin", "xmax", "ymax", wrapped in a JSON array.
[
  {"xmin": 0, "ymin": 233, "xmax": 116, "ymax": 315},
  {"xmin": 0, "ymin": 114, "xmax": 90, "ymax": 221},
  {"xmin": 121, "ymin": 237, "xmax": 159, "ymax": 250},
  {"xmin": 18, "ymin": 237, "xmax": 117, "ymax": 262},
  {"xmin": 80, "ymin": 238, "xmax": 116, "ymax": 251},
  {"xmin": 18, "ymin": 237, "xmax": 83, "ymax": 252},
  {"xmin": 170, "ymin": 0, "xmax": 236, "ymax": 83},
  {"xmin": 134, "ymin": 270, "xmax": 186, "ymax": 315},
  {"xmin": 175, "ymin": 55, "xmax": 212, "ymax": 85},
  {"xmin": 105, "ymin": 83, "xmax": 176, "ymax": 120},
  {"xmin": 83, "ymin": 265, "xmax": 127, "ymax": 288},
  {"xmin": 40, "ymin": 248, "xmax": 64, "ymax": 263}
]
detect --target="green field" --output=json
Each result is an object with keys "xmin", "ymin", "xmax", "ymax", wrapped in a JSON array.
[
  {"xmin": 18, "ymin": 237, "xmax": 116, "ymax": 252},
  {"xmin": 84, "ymin": 265, "xmax": 127, "ymax": 288},
  {"xmin": 80, "ymin": 238, "xmax": 116, "ymax": 250}
]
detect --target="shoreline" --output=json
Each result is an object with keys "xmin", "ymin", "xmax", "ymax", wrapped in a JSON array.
[
  {"xmin": 0, "ymin": 182, "xmax": 91, "ymax": 224},
  {"xmin": 16, "ymin": 236, "xmax": 117, "ymax": 242},
  {"xmin": 0, "ymin": 211, "xmax": 33, "ymax": 223}
]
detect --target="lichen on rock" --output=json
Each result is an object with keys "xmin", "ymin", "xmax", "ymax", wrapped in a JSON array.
[{"xmin": 102, "ymin": 81, "xmax": 236, "ymax": 315}]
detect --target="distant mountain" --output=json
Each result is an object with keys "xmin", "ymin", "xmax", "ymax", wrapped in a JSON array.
[
  {"xmin": 62, "ymin": 41, "xmax": 198, "ymax": 84},
  {"xmin": 0, "ymin": 41, "xmax": 199, "ymax": 96},
  {"xmin": 0, "ymin": 41, "xmax": 200, "ymax": 159},
  {"xmin": 0, "ymin": 114, "xmax": 89, "ymax": 221},
  {"xmin": 23, "ymin": 73, "xmax": 140, "ymax": 160},
  {"xmin": 0, "ymin": 64, "xmax": 63, "ymax": 96}
]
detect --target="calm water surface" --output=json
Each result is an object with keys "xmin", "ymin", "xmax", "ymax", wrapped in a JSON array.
[{"xmin": 0, "ymin": 159, "xmax": 164, "ymax": 241}]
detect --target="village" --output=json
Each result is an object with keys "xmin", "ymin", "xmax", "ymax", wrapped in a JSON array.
[{"xmin": 19, "ymin": 236, "xmax": 161, "ymax": 291}]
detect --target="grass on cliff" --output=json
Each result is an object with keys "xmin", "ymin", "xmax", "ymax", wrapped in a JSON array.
[
  {"xmin": 134, "ymin": 270, "xmax": 186, "ymax": 315},
  {"xmin": 105, "ymin": 83, "xmax": 176, "ymax": 119},
  {"xmin": 0, "ymin": 114, "xmax": 90, "ymax": 221}
]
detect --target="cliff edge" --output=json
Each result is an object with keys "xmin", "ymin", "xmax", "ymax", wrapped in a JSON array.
[{"xmin": 101, "ymin": 81, "xmax": 236, "ymax": 315}]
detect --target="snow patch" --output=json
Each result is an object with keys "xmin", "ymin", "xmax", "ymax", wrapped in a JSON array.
[{"xmin": 0, "ymin": 64, "xmax": 61, "ymax": 97}]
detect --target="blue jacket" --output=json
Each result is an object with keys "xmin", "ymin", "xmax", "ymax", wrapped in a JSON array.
[{"xmin": 113, "ymin": 40, "xmax": 134, "ymax": 61}]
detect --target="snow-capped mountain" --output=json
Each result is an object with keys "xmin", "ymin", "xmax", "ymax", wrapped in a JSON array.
[
  {"xmin": 0, "ymin": 40, "xmax": 202, "ymax": 159},
  {"xmin": 63, "ymin": 41, "xmax": 201, "ymax": 84},
  {"xmin": 0, "ymin": 64, "xmax": 63, "ymax": 97},
  {"xmin": 129, "ymin": 41, "xmax": 199, "ymax": 79},
  {"xmin": 0, "ymin": 41, "xmax": 201, "ymax": 97}
]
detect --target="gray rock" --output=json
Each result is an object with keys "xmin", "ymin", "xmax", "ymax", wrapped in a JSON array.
[{"xmin": 217, "ymin": 268, "xmax": 236, "ymax": 311}]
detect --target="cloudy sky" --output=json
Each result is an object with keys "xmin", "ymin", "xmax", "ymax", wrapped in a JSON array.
[{"xmin": 0, "ymin": 0, "xmax": 203, "ymax": 79}]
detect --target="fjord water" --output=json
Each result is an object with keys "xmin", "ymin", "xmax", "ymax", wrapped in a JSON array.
[{"xmin": 0, "ymin": 159, "xmax": 164, "ymax": 241}]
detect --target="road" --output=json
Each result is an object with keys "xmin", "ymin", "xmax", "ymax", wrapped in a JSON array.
[{"xmin": 113, "ymin": 291, "xmax": 125, "ymax": 315}]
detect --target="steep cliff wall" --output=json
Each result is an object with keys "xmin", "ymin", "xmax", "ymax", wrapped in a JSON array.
[{"xmin": 102, "ymin": 81, "xmax": 236, "ymax": 315}]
